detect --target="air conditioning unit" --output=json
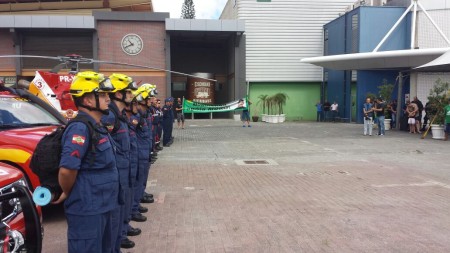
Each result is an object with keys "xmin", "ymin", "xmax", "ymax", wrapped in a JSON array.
[
  {"xmin": 354, "ymin": 0, "xmax": 387, "ymax": 7},
  {"xmin": 372, "ymin": 0, "xmax": 387, "ymax": 6}
]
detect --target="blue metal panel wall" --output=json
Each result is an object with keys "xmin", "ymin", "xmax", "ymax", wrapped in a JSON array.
[
  {"xmin": 325, "ymin": 14, "xmax": 347, "ymax": 56},
  {"xmin": 324, "ymin": 10, "xmax": 357, "ymax": 120},
  {"xmin": 324, "ymin": 6, "xmax": 411, "ymax": 122},
  {"xmin": 359, "ymin": 6, "xmax": 411, "ymax": 52},
  {"xmin": 355, "ymin": 70, "xmax": 410, "ymax": 123}
]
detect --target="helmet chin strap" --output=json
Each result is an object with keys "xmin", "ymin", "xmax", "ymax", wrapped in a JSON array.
[
  {"xmin": 79, "ymin": 93, "xmax": 110, "ymax": 115},
  {"xmin": 124, "ymin": 101, "xmax": 138, "ymax": 116},
  {"xmin": 111, "ymin": 90, "xmax": 129, "ymax": 106}
]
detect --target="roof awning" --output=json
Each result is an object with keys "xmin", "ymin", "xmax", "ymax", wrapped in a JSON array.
[
  {"xmin": 415, "ymin": 49, "xmax": 450, "ymax": 72},
  {"xmin": 300, "ymin": 48, "xmax": 450, "ymax": 71}
]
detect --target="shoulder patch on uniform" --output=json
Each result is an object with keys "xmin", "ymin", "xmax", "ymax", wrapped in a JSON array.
[{"xmin": 72, "ymin": 135, "xmax": 86, "ymax": 146}]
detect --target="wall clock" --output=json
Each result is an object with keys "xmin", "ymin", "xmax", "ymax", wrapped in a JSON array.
[{"xmin": 121, "ymin": 33, "xmax": 143, "ymax": 56}]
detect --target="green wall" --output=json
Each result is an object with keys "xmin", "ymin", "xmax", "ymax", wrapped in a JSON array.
[
  {"xmin": 351, "ymin": 82, "xmax": 357, "ymax": 122},
  {"xmin": 249, "ymin": 82, "xmax": 321, "ymax": 121}
]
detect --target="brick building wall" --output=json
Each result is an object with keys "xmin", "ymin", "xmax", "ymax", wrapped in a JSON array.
[{"xmin": 97, "ymin": 20, "xmax": 168, "ymax": 97}]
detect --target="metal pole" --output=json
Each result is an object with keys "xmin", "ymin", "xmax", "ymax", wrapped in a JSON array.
[
  {"xmin": 373, "ymin": 2, "xmax": 414, "ymax": 52},
  {"xmin": 396, "ymin": 72, "xmax": 403, "ymax": 130},
  {"xmin": 410, "ymin": 1, "xmax": 417, "ymax": 49}
]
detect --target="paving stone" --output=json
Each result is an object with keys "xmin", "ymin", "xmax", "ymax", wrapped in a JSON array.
[{"xmin": 42, "ymin": 120, "xmax": 450, "ymax": 252}]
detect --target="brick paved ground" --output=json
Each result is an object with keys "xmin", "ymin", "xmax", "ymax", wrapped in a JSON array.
[{"xmin": 42, "ymin": 120, "xmax": 450, "ymax": 253}]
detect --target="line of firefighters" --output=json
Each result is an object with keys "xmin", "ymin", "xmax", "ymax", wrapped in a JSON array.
[{"xmin": 56, "ymin": 71, "xmax": 175, "ymax": 252}]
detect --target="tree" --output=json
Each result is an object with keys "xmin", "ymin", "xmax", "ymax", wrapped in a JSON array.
[{"xmin": 181, "ymin": 0, "xmax": 196, "ymax": 19}]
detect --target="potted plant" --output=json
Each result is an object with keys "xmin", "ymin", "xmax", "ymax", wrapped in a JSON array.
[
  {"xmin": 257, "ymin": 94, "xmax": 268, "ymax": 122},
  {"xmin": 427, "ymin": 79, "xmax": 449, "ymax": 139},
  {"xmin": 251, "ymin": 104, "xmax": 260, "ymax": 122},
  {"xmin": 377, "ymin": 79, "xmax": 394, "ymax": 131},
  {"xmin": 273, "ymin": 92, "xmax": 289, "ymax": 122},
  {"xmin": 266, "ymin": 95, "xmax": 277, "ymax": 123}
]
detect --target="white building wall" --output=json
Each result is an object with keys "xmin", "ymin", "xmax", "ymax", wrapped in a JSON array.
[
  {"xmin": 417, "ymin": 73, "xmax": 450, "ymax": 106},
  {"xmin": 221, "ymin": 0, "xmax": 354, "ymax": 82},
  {"xmin": 414, "ymin": 9, "xmax": 450, "ymax": 103},
  {"xmin": 420, "ymin": 0, "xmax": 450, "ymax": 10},
  {"xmin": 417, "ymin": 9, "xmax": 450, "ymax": 49}
]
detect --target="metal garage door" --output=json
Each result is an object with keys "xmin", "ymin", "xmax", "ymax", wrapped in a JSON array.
[{"xmin": 21, "ymin": 30, "xmax": 93, "ymax": 70}]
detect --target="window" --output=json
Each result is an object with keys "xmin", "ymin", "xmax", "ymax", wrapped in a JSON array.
[
  {"xmin": 257, "ymin": 0, "xmax": 271, "ymax": 2},
  {"xmin": 351, "ymin": 14, "xmax": 359, "ymax": 53},
  {"xmin": 172, "ymin": 82, "xmax": 186, "ymax": 91}
]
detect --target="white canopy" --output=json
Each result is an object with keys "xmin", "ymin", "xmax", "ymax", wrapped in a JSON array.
[
  {"xmin": 300, "ymin": 48, "xmax": 450, "ymax": 71},
  {"xmin": 415, "ymin": 49, "xmax": 450, "ymax": 72}
]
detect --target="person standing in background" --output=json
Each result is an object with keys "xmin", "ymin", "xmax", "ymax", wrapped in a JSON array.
[
  {"xmin": 363, "ymin": 97, "xmax": 374, "ymax": 136},
  {"xmin": 323, "ymin": 101, "xmax": 331, "ymax": 122},
  {"xmin": 444, "ymin": 98, "xmax": 450, "ymax": 141},
  {"xmin": 175, "ymin": 98, "xmax": 185, "ymax": 129},
  {"xmin": 373, "ymin": 97, "xmax": 386, "ymax": 136},
  {"xmin": 411, "ymin": 96, "xmax": 423, "ymax": 134},
  {"xmin": 315, "ymin": 101, "xmax": 323, "ymax": 122},
  {"xmin": 330, "ymin": 101, "xmax": 338, "ymax": 122},
  {"xmin": 390, "ymin": 99, "xmax": 397, "ymax": 129}
]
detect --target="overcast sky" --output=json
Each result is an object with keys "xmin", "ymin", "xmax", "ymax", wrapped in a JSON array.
[{"xmin": 153, "ymin": 0, "xmax": 228, "ymax": 19}]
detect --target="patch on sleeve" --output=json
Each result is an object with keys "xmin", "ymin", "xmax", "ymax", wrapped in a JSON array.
[
  {"xmin": 72, "ymin": 135, "xmax": 86, "ymax": 146},
  {"xmin": 70, "ymin": 150, "xmax": 80, "ymax": 158}
]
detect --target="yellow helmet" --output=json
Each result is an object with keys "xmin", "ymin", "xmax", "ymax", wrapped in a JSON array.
[
  {"xmin": 109, "ymin": 73, "xmax": 138, "ymax": 92},
  {"xmin": 133, "ymin": 83, "xmax": 153, "ymax": 103},
  {"xmin": 70, "ymin": 71, "xmax": 114, "ymax": 97},
  {"xmin": 149, "ymin": 84, "xmax": 158, "ymax": 97},
  {"xmin": 138, "ymin": 83, "xmax": 158, "ymax": 97},
  {"xmin": 132, "ymin": 89, "xmax": 148, "ymax": 103}
]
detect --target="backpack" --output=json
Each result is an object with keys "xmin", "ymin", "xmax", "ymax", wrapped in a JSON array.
[{"xmin": 30, "ymin": 114, "xmax": 98, "ymax": 189}]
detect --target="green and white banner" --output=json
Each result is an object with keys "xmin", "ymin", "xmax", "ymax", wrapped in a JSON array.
[{"xmin": 183, "ymin": 97, "xmax": 249, "ymax": 113}]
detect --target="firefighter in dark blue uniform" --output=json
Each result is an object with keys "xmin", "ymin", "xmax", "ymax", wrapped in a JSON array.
[
  {"xmin": 101, "ymin": 73, "xmax": 139, "ymax": 251},
  {"xmin": 168, "ymin": 97, "xmax": 175, "ymax": 144},
  {"xmin": 123, "ymin": 99, "xmax": 143, "ymax": 223},
  {"xmin": 135, "ymin": 84, "xmax": 157, "ymax": 200},
  {"xmin": 130, "ymin": 84, "xmax": 154, "ymax": 221},
  {"xmin": 150, "ymin": 98, "xmax": 160, "ymax": 153},
  {"xmin": 56, "ymin": 71, "xmax": 119, "ymax": 253},
  {"xmin": 156, "ymin": 98, "xmax": 163, "ymax": 149},
  {"xmin": 162, "ymin": 97, "xmax": 172, "ymax": 147}
]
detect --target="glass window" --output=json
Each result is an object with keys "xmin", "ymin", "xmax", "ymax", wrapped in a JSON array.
[{"xmin": 0, "ymin": 97, "xmax": 60, "ymax": 127}]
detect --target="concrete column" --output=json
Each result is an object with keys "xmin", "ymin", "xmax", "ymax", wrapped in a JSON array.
[
  {"xmin": 165, "ymin": 33, "xmax": 171, "ymax": 97},
  {"xmin": 409, "ymin": 72, "xmax": 418, "ymax": 98},
  {"xmin": 93, "ymin": 31, "xmax": 99, "ymax": 72}
]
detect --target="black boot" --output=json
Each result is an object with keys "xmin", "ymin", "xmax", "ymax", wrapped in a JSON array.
[{"xmin": 120, "ymin": 238, "xmax": 135, "ymax": 248}]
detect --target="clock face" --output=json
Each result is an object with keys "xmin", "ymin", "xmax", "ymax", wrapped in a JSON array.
[{"xmin": 121, "ymin": 34, "xmax": 143, "ymax": 56}]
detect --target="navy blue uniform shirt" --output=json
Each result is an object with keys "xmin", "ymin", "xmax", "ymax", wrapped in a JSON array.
[{"xmin": 59, "ymin": 111, "xmax": 119, "ymax": 215}]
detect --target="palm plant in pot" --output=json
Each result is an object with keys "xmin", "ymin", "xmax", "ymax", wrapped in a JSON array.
[
  {"xmin": 266, "ymin": 95, "xmax": 278, "ymax": 123},
  {"xmin": 427, "ymin": 79, "xmax": 449, "ymax": 140},
  {"xmin": 257, "ymin": 94, "xmax": 268, "ymax": 122},
  {"xmin": 273, "ymin": 92, "xmax": 289, "ymax": 123},
  {"xmin": 251, "ymin": 103, "xmax": 260, "ymax": 122}
]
